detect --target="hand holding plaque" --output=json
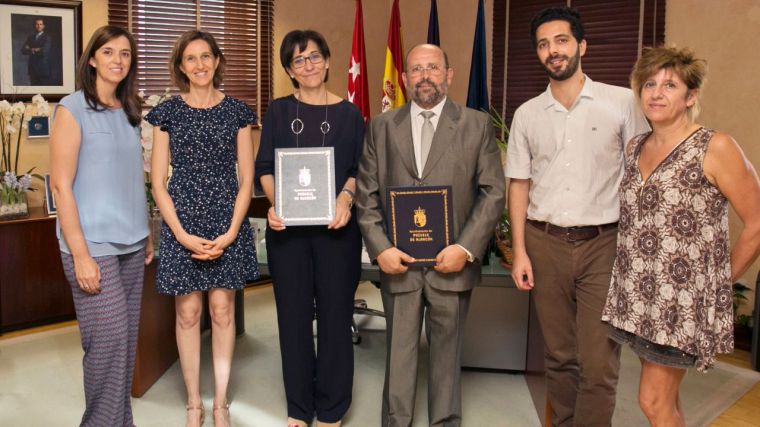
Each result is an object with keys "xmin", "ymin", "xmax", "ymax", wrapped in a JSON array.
[{"xmin": 386, "ymin": 186, "xmax": 453, "ymax": 267}]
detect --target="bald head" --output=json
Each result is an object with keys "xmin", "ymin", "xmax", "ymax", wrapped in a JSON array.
[
  {"xmin": 402, "ymin": 43, "xmax": 453, "ymax": 109},
  {"xmin": 405, "ymin": 44, "xmax": 449, "ymax": 71}
]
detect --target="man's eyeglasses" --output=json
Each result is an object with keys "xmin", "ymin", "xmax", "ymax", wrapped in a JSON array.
[
  {"xmin": 291, "ymin": 52, "xmax": 324, "ymax": 69},
  {"xmin": 408, "ymin": 64, "xmax": 445, "ymax": 76}
]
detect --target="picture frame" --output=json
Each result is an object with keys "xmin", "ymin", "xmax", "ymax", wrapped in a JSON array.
[
  {"xmin": 26, "ymin": 115, "xmax": 49, "ymax": 138},
  {"xmin": 44, "ymin": 173, "xmax": 56, "ymax": 215},
  {"xmin": 0, "ymin": 0, "xmax": 82, "ymax": 102}
]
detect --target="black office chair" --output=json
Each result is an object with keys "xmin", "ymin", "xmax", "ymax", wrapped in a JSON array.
[{"xmin": 352, "ymin": 281, "xmax": 385, "ymax": 344}]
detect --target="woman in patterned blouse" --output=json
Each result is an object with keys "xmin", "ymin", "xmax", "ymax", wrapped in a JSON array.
[{"xmin": 601, "ymin": 46, "xmax": 760, "ymax": 426}]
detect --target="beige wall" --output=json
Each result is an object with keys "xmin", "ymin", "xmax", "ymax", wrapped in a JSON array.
[
  {"xmin": 666, "ymin": 0, "xmax": 760, "ymax": 300},
  {"xmin": 273, "ymin": 0, "xmax": 492, "ymax": 116}
]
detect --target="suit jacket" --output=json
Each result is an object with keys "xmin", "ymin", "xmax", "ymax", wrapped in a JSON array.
[
  {"xmin": 22, "ymin": 32, "xmax": 52, "ymax": 79},
  {"xmin": 356, "ymin": 99, "xmax": 505, "ymax": 294}
]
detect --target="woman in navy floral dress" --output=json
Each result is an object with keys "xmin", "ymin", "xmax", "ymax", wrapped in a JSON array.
[{"xmin": 146, "ymin": 30, "xmax": 257, "ymax": 427}]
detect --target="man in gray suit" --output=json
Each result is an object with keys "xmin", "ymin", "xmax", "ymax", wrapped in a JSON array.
[{"xmin": 356, "ymin": 44, "xmax": 505, "ymax": 427}]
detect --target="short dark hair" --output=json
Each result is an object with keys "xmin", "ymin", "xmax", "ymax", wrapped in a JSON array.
[
  {"xmin": 76, "ymin": 25, "xmax": 141, "ymax": 126},
  {"xmin": 279, "ymin": 29, "xmax": 330, "ymax": 88},
  {"xmin": 530, "ymin": 6, "xmax": 585, "ymax": 49},
  {"xmin": 169, "ymin": 30, "xmax": 226, "ymax": 92}
]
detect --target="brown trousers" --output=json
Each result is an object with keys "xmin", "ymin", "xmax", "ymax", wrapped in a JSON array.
[{"xmin": 526, "ymin": 224, "xmax": 621, "ymax": 427}]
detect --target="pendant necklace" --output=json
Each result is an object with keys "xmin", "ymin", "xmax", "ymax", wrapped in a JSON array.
[{"xmin": 291, "ymin": 90, "xmax": 331, "ymax": 147}]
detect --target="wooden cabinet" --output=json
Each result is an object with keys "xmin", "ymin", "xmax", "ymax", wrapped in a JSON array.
[
  {"xmin": 0, "ymin": 208, "xmax": 75, "ymax": 333},
  {"xmin": 132, "ymin": 261, "xmax": 179, "ymax": 397}
]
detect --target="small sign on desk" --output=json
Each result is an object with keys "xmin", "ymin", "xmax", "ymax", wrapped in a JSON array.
[{"xmin": 44, "ymin": 174, "xmax": 56, "ymax": 216}]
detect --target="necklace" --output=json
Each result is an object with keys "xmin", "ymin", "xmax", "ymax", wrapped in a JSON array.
[{"xmin": 291, "ymin": 90, "xmax": 331, "ymax": 147}]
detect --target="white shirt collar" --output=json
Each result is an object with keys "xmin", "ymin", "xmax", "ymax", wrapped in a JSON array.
[
  {"xmin": 410, "ymin": 96, "xmax": 447, "ymax": 118},
  {"xmin": 541, "ymin": 74, "xmax": 595, "ymax": 110}
]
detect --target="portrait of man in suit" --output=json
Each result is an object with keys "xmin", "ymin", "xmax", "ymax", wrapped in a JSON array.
[
  {"xmin": 11, "ymin": 14, "xmax": 63, "ymax": 87},
  {"xmin": 21, "ymin": 18, "xmax": 52, "ymax": 85},
  {"xmin": 357, "ymin": 44, "xmax": 505, "ymax": 426}
]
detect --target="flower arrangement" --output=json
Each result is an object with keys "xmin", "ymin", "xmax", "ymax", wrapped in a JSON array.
[
  {"xmin": 140, "ymin": 88, "xmax": 172, "ymax": 212},
  {"xmin": 0, "ymin": 95, "xmax": 49, "ymax": 219}
]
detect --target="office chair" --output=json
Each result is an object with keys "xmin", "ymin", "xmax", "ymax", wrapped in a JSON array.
[{"xmin": 352, "ymin": 281, "xmax": 385, "ymax": 344}]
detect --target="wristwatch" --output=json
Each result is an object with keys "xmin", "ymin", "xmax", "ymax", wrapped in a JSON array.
[{"xmin": 340, "ymin": 188, "xmax": 355, "ymax": 209}]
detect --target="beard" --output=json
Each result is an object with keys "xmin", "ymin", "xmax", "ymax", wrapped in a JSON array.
[
  {"xmin": 542, "ymin": 47, "xmax": 581, "ymax": 81},
  {"xmin": 411, "ymin": 78, "xmax": 447, "ymax": 109}
]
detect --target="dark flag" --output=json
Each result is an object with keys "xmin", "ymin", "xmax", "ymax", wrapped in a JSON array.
[
  {"xmin": 427, "ymin": 0, "xmax": 440, "ymax": 46},
  {"xmin": 466, "ymin": 0, "xmax": 489, "ymax": 111}
]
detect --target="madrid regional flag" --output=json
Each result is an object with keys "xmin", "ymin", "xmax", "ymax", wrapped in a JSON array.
[
  {"xmin": 381, "ymin": 0, "xmax": 406, "ymax": 112},
  {"xmin": 348, "ymin": 0, "xmax": 370, "ymax": 121}
]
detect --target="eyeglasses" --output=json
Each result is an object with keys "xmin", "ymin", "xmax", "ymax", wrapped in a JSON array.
[
  {"xmin": 291, "ymin": 52, "xmax": 324, "ymax": 69},
  {"xmin": 408, "ymin": 64, "xmax": 445, "ymax": 76}
]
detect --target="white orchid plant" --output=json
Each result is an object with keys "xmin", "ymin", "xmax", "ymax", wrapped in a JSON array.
[
  {"xmin": 0, "ymin": 94, "xmax": 49, "ymax": 207},
  {"xmin": 140, "ymin": 88, "xmax": 172, "ymax": 211}
]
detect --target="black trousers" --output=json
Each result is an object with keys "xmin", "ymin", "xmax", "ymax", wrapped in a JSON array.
[{"xmin": 266, "ymin": 216, "xmax": 362, "ymax": 423}]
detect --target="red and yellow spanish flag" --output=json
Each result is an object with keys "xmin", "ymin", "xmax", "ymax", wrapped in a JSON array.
[{"xmin": 381, "ymin": 0, "xmax": 406, "ymax": 112}]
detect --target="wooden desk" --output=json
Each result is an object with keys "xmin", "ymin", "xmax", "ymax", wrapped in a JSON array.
[
  {"xmin": 131, "ymin": 261, "xmax": 179, "ymax": 397},
  {"xmin": 0, "ymin": 208, "xmax": 75, "ymax": 333}
]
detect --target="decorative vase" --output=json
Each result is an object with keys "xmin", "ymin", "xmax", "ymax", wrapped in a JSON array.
[{"xmin": 0, "ymin": 193, "xmax": 29, "ymax": 220}]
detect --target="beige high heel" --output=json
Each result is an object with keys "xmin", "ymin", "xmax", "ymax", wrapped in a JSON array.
[
  {"xmin": 186, "ymin": 404, "xmax": 205, "ymax": 427},
  {"xmin": 287, "ymin": 417, "xmax": 308, "ymax": 427},
  {"xmin": 213, "ymin": 402, "xmax": 231, "ymax": 427}
]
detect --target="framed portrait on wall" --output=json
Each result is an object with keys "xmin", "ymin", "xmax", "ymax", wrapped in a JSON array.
[{"xmin": 0, "ymin": 0, "xmax": 82, "ymax": 101}]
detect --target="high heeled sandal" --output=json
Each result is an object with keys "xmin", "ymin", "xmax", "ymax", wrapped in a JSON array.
[
  {"xmin": 287, "ymin": 418, "xmax": 307, "ymax": 427},
  {"xmin": 186, "ymin": 404, "xmax": 205, "ymax": 427},
  {"xmin": 213, "ymin": 402, "xmax": 231, "ymax": 427}
]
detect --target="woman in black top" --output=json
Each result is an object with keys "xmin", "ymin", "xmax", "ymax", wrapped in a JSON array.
[{"xmin": 254, "ymin": 30, "xmax": 364, "ymax": 427}]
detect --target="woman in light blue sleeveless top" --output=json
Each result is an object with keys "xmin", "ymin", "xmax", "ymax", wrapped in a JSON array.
[{"xmin": 49, "ymin": 26, "xmax": 152, "ymax": 427}]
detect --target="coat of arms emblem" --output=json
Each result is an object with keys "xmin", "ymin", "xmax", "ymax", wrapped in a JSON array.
[
  {"xmin": 413, "ymin": 206, "xmax": 427, "ymax": 227},
  {"xmin": 298, "ymin": 166, "xmax": 311, "ymax": 186}
]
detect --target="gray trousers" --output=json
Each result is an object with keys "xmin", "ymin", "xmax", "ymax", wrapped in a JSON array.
[
  {"xmin": 381, "ymin": 281, "xmax": 471, "ymax": 427},
  {"xmin": 61, "ymin": 249, "xmax": 145, "ymax": 427},
  {"xmin": 526, "ymin": 225, "xmax": 621, "ymax": 427}
]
